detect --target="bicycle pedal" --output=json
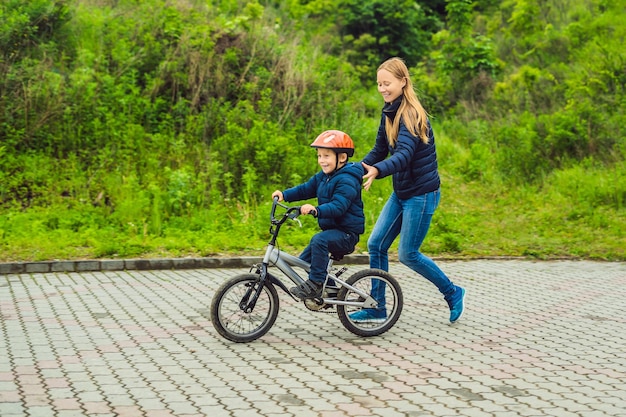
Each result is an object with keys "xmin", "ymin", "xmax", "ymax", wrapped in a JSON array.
[
  {"xmin": 334, "ymin": 267, "xmax": 348, "ymax": 277},
  {"xmin": 304, "ymin": 298, "xmax": 325, "ymax": 311}
]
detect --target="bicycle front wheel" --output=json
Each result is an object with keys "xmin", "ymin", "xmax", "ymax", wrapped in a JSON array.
[
  {"xmin": 210, "ymin": 273, "xmax": 280, "ymax": 343},
  {"xmin": 337, "ymin": 269, "xmax": 403, "ymax": 337}
]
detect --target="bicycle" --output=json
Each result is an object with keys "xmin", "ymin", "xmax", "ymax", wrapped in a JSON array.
[{"xmin": 210, "ymin": 197, "xmax": 403, "ymax": 342}]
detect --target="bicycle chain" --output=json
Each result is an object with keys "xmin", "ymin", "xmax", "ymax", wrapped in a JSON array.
[
  {"xmin": 304, "ymin": 304, "xmax": 338, "ymax": 314},
  {"xmin": 304, "ymin": 295, "xmax": 338, "ymax": 314}
]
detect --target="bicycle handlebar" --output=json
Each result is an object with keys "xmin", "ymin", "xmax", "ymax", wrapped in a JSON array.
[
  {"xmin": 270, "ymin": 197, "xmax": 317, "ymax": 226},
  {"xmin": 271, "ymin": 197, "xmax": 300, "ymax": 225}
]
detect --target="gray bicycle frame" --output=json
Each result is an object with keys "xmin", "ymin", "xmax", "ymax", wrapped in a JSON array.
[{"xmin": 262, "ymin": 243, "xmax": 378, "ymax": 308}]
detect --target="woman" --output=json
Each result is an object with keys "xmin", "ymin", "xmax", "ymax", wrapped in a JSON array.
[{"xmin": 351, "ymin": 57, "xmax": 465, "ymax": 324}]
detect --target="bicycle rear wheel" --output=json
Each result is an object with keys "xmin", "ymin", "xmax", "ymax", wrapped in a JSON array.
[
  {"xmin": 337, "ymin": 269, "xmax": 403, "ymax": 337},
  {"xmin": 210, "ymin": 273, "xmax": 279, "ymax": 342}
]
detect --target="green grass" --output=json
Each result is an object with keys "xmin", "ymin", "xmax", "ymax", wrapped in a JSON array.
[
  {"xmin": 2, "ymin": 132, "xmax": 624, "ymax": 263},
  {"xmin": 1, "ymin": 173, "xmax": 623, "ymax": 262}
]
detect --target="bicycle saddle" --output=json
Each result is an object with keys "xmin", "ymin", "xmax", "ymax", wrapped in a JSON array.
[{"xmin": 330, "ymin": 247, "xmax": 355, "ymax": 261}]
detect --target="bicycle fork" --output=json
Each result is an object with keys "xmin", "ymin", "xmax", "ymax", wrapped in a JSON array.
[{"xmin": 239, "ymin": 263, "xmax": 292, "ymax": 313}]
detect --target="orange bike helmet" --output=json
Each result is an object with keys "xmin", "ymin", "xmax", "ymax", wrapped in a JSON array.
[{"xmin": 310, "ymin": 130, "xmax": 355, "ymax": 157}]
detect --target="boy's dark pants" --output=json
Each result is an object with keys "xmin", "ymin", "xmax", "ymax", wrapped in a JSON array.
[{"xmin": 299, "ymin": 229, "xmax": 359, "ymax": 283}]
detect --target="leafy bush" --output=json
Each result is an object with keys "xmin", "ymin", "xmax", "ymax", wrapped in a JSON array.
[{"xmin": 0, "ymin": 0, "xmax": 624, "ymax": 261}]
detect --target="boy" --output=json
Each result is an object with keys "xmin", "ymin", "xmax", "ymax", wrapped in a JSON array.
[{"xmin": 272, "ymin": 130, "xmax": 365, "ymax": 299}]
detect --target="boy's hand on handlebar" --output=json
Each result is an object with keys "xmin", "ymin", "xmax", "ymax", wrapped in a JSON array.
[
  {"xmin": 300, "ymin": 204, "xmax": 317, "ymax": 217},
  {"xmin": 271, "ymin": 190, "xmax": 284, "ymax": 202}
]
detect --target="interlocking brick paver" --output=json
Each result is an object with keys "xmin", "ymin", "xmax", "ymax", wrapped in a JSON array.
[{"xmin": 1, "ymin": 260, "xmax": 625, "ymax": 416}]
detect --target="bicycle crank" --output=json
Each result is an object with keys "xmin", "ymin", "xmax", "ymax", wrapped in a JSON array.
[{"xmin": 304, "ymin": 291, "xmax": 337, "ymax": 313}]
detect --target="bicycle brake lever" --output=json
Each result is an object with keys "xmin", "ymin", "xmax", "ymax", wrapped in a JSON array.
[{"xmin": 285, "ymin": 208, "xmax": 302, "ymax": 227}]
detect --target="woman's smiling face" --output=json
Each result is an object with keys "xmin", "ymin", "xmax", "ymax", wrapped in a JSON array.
[{"xmin": 377, "ymin": 68, "xmax": 406, "ymax": 103}]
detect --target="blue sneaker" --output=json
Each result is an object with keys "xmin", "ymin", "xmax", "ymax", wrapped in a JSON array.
[
  {"xmin": 349, "ymin": 308, "xmax": 387, "ymax": 323},
  {"xmin": 447, "ymin": 286, "xmax": 466, "ymax": 323}
]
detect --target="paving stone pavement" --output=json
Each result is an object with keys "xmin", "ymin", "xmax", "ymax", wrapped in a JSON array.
[{"xmin": 1, "ymin": 259, "xmax": 625, "ymax": 417}]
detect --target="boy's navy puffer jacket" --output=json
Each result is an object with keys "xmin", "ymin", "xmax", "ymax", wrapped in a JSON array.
[
  {"xmin": 362, "ymin": 101, "xmax": 441, "ymax": 200},
  {"xmin": 282, "ymin": 162, "xmax": 365, "ymax": 236}
]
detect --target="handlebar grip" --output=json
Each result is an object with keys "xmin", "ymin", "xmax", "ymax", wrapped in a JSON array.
[{"xmin": 300, "ymin": 207, "xmax": 317, "ymax": 218}]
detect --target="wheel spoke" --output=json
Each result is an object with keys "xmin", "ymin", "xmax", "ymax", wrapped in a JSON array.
[
  {"xmin": 210, "ymin": 274, "xmax": 280, "ymax": 342},
  {"xmin": 337, "ymin": 269, "xmax": 403, "ymax": 337}
]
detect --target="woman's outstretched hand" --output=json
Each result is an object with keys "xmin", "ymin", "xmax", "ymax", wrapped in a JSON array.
[{"xmin": 362, "ymin": 162, "xmax": 379, "ymax": 191}]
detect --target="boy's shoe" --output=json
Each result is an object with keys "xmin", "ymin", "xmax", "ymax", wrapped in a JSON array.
[
  {"xmin": 447, "ymin": 286, "xmax": 466, "ymax": 324},
  {"xmin": 348, "ymin": 308, "xmax": 387, "ymax": 323},
  {"xmin": 290, "ymin": 280, "xmax": 323, "ymax": 300}
]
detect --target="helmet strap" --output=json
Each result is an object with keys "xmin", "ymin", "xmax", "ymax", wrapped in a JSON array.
[{"xmin": 333, "ymin": 153, "xmax": 348, "ymax": 173}]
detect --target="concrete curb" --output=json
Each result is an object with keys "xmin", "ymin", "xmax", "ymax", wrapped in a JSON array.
[{"xmin": 0, "ymin": 254, "xmax": 371, "ymax": 275}]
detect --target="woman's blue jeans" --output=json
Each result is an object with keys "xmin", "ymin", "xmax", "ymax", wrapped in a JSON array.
[{"xmin": 368, "ymin": 190, "xmax": 455, "ymax": 308}]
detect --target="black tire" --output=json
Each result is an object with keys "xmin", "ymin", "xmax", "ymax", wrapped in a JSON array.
[
  {"xmin": 337, "ymin": 269, "xmax": 403, "ymax": 337},
  {"xmin": 210, "ymin": 273, "xmax": 280, "ymax": 343}
]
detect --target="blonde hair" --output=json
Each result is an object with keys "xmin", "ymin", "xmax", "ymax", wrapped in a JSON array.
[{"xmin": 378, "ymin": 57, "xmax": 430, "ymax": 146}]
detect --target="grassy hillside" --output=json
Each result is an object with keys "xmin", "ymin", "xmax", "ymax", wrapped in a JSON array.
[{"xmin": 0, "ymin": 0, "xmax": 624, "ymax": 262}]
